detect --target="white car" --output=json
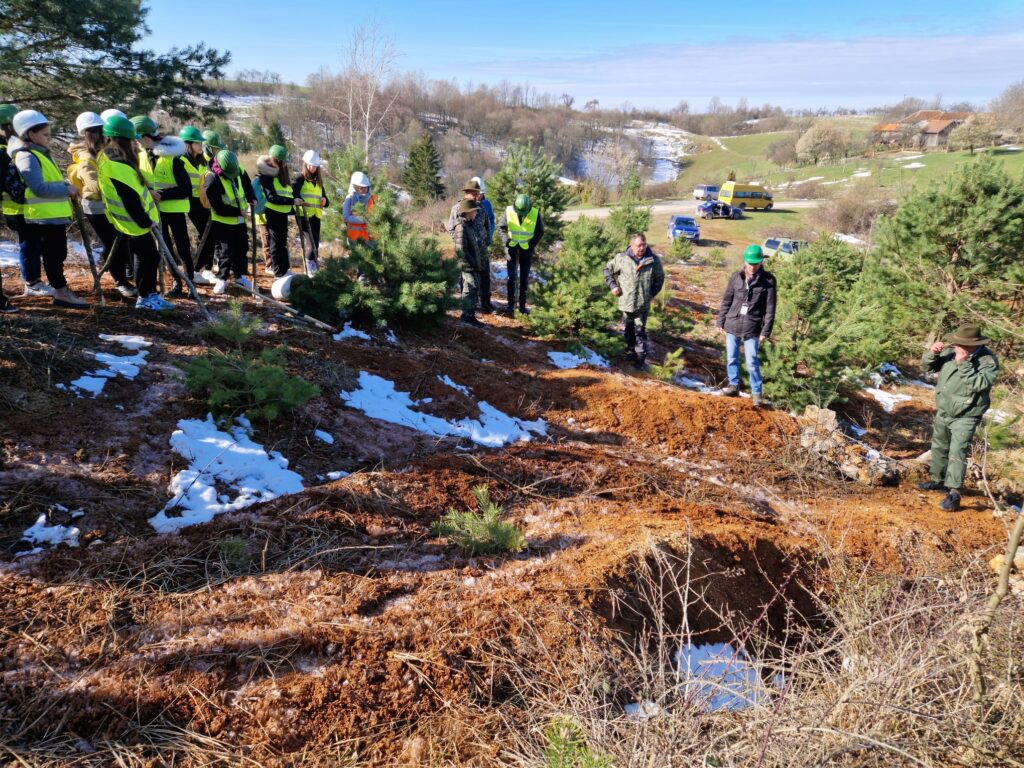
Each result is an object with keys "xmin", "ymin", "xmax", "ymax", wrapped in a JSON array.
[{"xmin": 693, "ymin": 184, "xmax": 719, "ymax": 201}]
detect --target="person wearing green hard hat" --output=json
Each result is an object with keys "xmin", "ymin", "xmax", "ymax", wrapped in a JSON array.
[
  {"xmin": 604, "ymin": 232, "xmax": 664, "ymax": 370},
  {"xmin": 151, "ymin": 127, "xmax": 195, "ymax": 297},
  {"xmin": 130, "ymin": 115, "xmax": 160, "ymax": 189},
  {"xmin": 178, "ymin": 126, "xmax": 212, "ymax": 282},
  {"xmin": 497, "ymin": 192, "xmax": 545, "ymax": 316},
  {"xmin": 202, "ymin": 149, "xmax": 253, "ymax": 295},
  {"xmin": 96, "ymin": 114, "xmax": 173, "ymax": 312},
  {"xmin": 254, "ymin": 144, "xmax": 297, "ymax": 278},
  {"xmin": 0, "ymin": 103, "xmax": 24, "ymax": 312},
  {"xmin": 716, "ymin": 244, "xmax": 776, "ymax": 405},
  {"xmin": 201, "ymin": 129, "xmax": 222, "ymax": 164}
]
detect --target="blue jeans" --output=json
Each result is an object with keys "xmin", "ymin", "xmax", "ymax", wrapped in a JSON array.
[{"xmin": 726, "ymin": 333, "xmax": 762, "ymax": 394}]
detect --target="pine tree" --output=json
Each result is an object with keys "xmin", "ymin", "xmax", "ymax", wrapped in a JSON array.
[
  {"xmin": 266, "ymin": 122, "xmax": 290, "ymax": 153},
  {"xmin": 487, "ymin": 139, "xmax": 574, "ymax": 250},
  {"xmin": 604, "ymin": 170, "xmax": 652, "ymax": 250},
  {"xmin": 402, "ymin": 133, "xmax": 445, "ymax": 206},
  {"xmin": 0, "ymin": 0, "xmax": 228, "ymax": 124}
]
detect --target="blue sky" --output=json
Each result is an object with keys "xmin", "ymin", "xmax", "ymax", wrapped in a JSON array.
[{"xmin": 141, "ymin": 0, "xmax": 1024, "ymax": 110}]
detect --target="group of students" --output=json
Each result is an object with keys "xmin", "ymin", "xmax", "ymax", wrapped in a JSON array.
[{"xmin": 0, "ymin": 104, "xmax": 330, "ymax": 312}]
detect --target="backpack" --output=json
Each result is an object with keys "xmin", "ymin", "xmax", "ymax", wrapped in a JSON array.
[
  {"xmin": 251, "ymin": 176, "xmax": 267, "ymax": 215},
  {"xmin": 2, "ymin": 148, "xmax": 27, "ymax": 205}
]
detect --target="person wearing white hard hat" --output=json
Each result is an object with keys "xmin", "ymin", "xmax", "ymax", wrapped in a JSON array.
[
  {"xmin": 100, "ymin": 109, "xmax": 127, "ymax": 122},
  {"xmin": 68, "ymin": 112, "xmax": 135, "ymax": 297},
  {"xmin": 342, "ymin": 169, "xmax": 374, "ymax": 248},
  {"xmin": 10, "ymin": 109, "xmax": 86, "ymax": 308},
  {"xmin": 293, "ymin": 150, "xmax": 329, "ymax": 273}
]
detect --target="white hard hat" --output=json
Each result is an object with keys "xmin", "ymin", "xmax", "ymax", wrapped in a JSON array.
[
  {"xmin": 271, "ymin": 274, "xmax": 298, "ymax": 301},
  {"xmin": 302, "ymin": 149, "xmax": 321, "ymax": 168},
  {"xmin": 350, "ymin": 171, "xmax": 370, "ymax": 188},
  {"xmin": 13, "ymin": 109, "xmax": 49, "ymax": 137},
  {"xmin": 100, "ymin": 109, "xmax": 127, "ymax": 121},
  {"xmin": 471, "ymin": 176, "xmax": 486, "ymax": 193},
  {"xmin": 75, "ymin": 112, "xmax": 104, "ymax": 134}
]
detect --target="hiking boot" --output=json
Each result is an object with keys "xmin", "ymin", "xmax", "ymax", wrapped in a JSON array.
[
  {"xmin": 751, "ymin": 393, "xmax": 763, "ymax": 407},
  {"xmin": 213, "ymin": 279, "xmax": 228, "ymax": 295},
  {"xmin": 23, "ymin": 281, "xmax": 54, "ymax": 297},
  {"xmin": 517, "ymin": 305, "xmax": 531, "ymax": 315},
  {"xmin": 460, "ymin": 315, "xmax": 485, "ymax": 328},
  {"xmin": 0, "ymin": 296, "xmax": 18, "ymax": 314},
  {"xmin": 501, "ymin": 306, "xmax": 515, "ymax": 317},
  {"xmin": 165, "ymin": 281, "xmax": 184, "ymax": 298},
  {"xmin": 479, "ymin": 304, "xmax": 495, "ymax": 314},
  {"xmin": 115, "ymin": 283, "xmax": 138, "ymax": 298},
  {"xmin": 721, "ymin": 385, "xmax": 740, "ymax": 397},
  {"xmin": 52, "ymin": 287, "xmax": 87, "ymax": 309},
  {"xmin": 633, "ymin": 358, "xmax": 648, "ymax": 371},
  {"xmin": 235, "ymin": 276, "xmax": 253, "ymax": 291},
  {"xmin": 916, "ymin": 480, "xmax": 946, "ymax": 492},
  {"xmin": 938, "ymin": 489, "xmax": 961, "ymax": 511}
]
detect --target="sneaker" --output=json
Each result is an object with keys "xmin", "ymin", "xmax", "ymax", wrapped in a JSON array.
[
  {"xmin": 306, "ymin": 259, "xmax": 319, "ymax": 276},
  {"xmin": 52, "ymin": 287, "xmax": 88, "ymax": 309},
  {"xmin": 213, "ymin": 279, "xmax": 227, "ymax": 295},
  {"xmin": 199, "ymin": 269, "xmax": 218, "ymax": 284},
  {"xmin": 135, "ymin": 293, "xmax": 163, "ymax": 311},
  {"xmin": 116, "ymin": 283, "xmax": 138, "ymax": 298},
  {"xmin": 23, "ymin": 281, "xmax": 54, "ymax": 297},
  {"xmin": 916, "ymin": 480, "xmax": 946, "ymax": 492},
  {"xmin": 721, "ymin": 385, "xmax": 740, "ymax": 397},
  {"xmin": 0, "ymin": 297, "xmax": 18, "ymax": 314},
  {"xmin": 501, "ymin": 306, "xmax": 515, "ymax": 317},
  {"xmin": 191, "ymin": 272, "xmax": 212, "ymax": 286},
  {"xmin": 460, "ymin": 315, "xmax": 485, "ymax": 328},
  {"xmin": 150, "ymin": 294, "xmax": 175, "ymax": 310},
  {"xmin": 938, "ymin": 489, "xmax": 961, "ymax": 511},
  {"xmin": 751, "ymin": 393, "xmax": 763, "ymax": 407},
  {"xmin": 235, "ymin": 276, "xmax": 253, "ymax": 291},
  {"xmin": 517, "ymin": 305, "xmax": 531, "ymax": 315}
]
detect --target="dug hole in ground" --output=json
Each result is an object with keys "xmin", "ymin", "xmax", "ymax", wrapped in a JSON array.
[{"xmin": 0, "ymin": 258, "xmax": 1021, "ymax": 767}]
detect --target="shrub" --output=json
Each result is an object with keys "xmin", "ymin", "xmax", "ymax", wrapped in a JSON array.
[
  {"xmin": 666, "ymin": 235, "xmax": 693, "ymax": 263},
  {"xmin": 809, "ymin": 180, "xmax": 894, "ymax": 235},
  {"xmin": 430, "ymin": 485, "xmax": 526, "ymax": 556},
  {"xmin": 544, "ymin": 718, "xmax": 612, "ymax": 768},
  {"xmin": 289, "ymin": 188, "xmax": 459, "ymax": 326},
  {"xmin": 182, "ymin": 346, "xmax": 320, "ymax": 424},
  {"xmin": 648, "ymin": 293, "xmax": 695, "ymax": 338},
  {"xmin": 487, "ymin": 139, "xmax": 574, "ymax": 250},
  {"xmin": 528, "ymin": 217, "xmax": 624, "ymax": 357},
  {"xmin": 648, "ymin": 347, "xmax": 686, "ymax": 382},
  {"xmin": 604, "ymin": 170, "xmax": 651, "ymax": 250},
  {"xmin": 200, "ymin": 300, "xmax": 261, "ymax": 346}
]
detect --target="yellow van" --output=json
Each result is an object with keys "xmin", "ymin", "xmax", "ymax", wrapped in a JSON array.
[{"xmin": 719, "ymin": 181, "xmax": 774, "ymax": 210}]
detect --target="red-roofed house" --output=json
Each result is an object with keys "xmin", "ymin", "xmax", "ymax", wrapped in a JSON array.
[{"xmin": 871, "ymin": 110, "xmax": 974, "ymax": 149}]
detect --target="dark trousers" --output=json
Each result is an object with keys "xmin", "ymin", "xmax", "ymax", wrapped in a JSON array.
[
  {"xmin": 6, "ymin": 215, "xmax": 35, "ymax": 284},
  {"xmin": 189, "ymin": 206, "xmax": 214, "ymax": 271},
  {"xmin": 129, "ymin": 232, "xmax": 160, "ymax": 298},
  {"xmin": 161, "ymin": 212, "xmax": 194, "ymax": 280},
  {"xmin": 213, "ymin": 221, "xmax": 249, "ymax": 281},
  {"xmin": 264, "ymin": 210, "xmax": 291, "ymax": 277},
  {"xmin": 86, "ymin": 213, "xmax": 131, "ymax": 287},
  {"xmin": 479, "ymin": 254, "xmax": 492, "ymax": 309},
  {"xmin": 506, "ymin": 247, "xmax": 533, "ymax": 309},
  {"xmin": 623, "ymin": 309, "xmax": 650, "ymax": 361},
  {"xmin": 22, "ymin": 223, "xmax": 68, "ymax": 290},
  {"xmin": 300, "ymin": 215, "xmax": 321, "ymax": 261}
]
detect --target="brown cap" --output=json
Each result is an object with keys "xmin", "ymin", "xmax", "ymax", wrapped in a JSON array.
[
  {"xmin": 459, "ymin": 199, "xmax": 480, "ymax": 214},
  {"xmin": 462, "ymin": 179, "xmax": 481, "ymax": 193}
]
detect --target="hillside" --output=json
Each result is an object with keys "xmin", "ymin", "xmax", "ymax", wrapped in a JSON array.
[{"xmin": 1, "ymin": 248, "xmax": 1020, "ymax": 766}]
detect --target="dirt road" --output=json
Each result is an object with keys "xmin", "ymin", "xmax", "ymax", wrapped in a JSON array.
[{"xmin": 564, "ymin": 197, "xmax": 824, "ymax": 222}]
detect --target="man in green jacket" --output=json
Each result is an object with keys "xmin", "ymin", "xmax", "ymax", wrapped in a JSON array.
[
  {"xmin": 603, "ymin": 232, "xmax": 665, "ymax": 369},
  {"xmin": 916, "ymin": 324, "xmax": 999, "ymax": 511}
]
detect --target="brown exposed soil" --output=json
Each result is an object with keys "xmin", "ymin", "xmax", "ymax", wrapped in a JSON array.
[{"xmin": 0, "ymin": 266, "xmax": 1011, "ymax": 765}]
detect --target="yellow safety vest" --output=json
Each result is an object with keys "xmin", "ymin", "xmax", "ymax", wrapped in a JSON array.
[
  {"xmin": 264, "ymin": 176, "xmax": 294, "ymax": 215},
  {"xmin": 505, "ymin": 206, "xmax": 538, "ymax": 249},
  {"xmin": 181, "ymin": 155, "xmax": 204, "ymax": 198},
  {"xmin": 97, "ymin": 154, "xmax": 159, "ymax": 237},
  {"xmin": 210, "ymin": 175, "xmax": 248, "ymax": 226},
  {"xmin": 153, "ymin": 156, "xmax": 190, "ymax": 214},
  {"xmin": 137, "ymin": 149, "xmax": 155, "ymax": 187},
  {"xmin": 299, "ymin": 178, "xmax": 325, "ymax": 219},
  {"xmin": 23, "ymin": 149, "xmax": 72, "ymax": 223},
  {"xmin": 1, "ymin": 142, "xmax": 22, "ymax": 217}
]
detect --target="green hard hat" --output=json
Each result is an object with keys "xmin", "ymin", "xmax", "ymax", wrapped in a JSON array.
[
  {"xmin": 130, "ymin": 115, "xmax": 158, "ymax": 138},
  {"xmin": 179, "ymin": 126, "xmax": 204, "ymax": 143},
  {"xmin": 216, "ymin": 149, "xmax": 240, "ymax": 179},
  {"xmin": 269, "ymin": 144, "xmax": 288, "ymax": 163},
  {"xmin": 103, "ymin": 115, "xmax": 138, "ymax": 139},
  {"xmin": 514, "ymin": 193, "xmax": 531, "ymax": 212},
  {"xmin": 744, "ymin": 244, "xmax": 764, "ymax": 264},
  {"xmin": 202, "ymin": 129, "xmax": 222, "ymax": 149},
  {"xmin": 0, "ymin": 104, "xmax": 17, "ymax": 125}
]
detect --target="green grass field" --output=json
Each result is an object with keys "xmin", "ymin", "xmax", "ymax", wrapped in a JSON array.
[{"xmin": 647, "ymin": 207, "xmax": 811, "ymax": 258}]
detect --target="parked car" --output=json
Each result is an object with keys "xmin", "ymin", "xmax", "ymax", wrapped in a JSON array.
[
  {"xmin": 667, "ymin": 215, "xmax": 700, "ymax": 242},
  {"xmin": 762, "ymin": 237, "xmax": 808, "ymax": 258},
  {"xmin": 697, "ymin": 200, "xmax": 742, "ymax": 220},
  {"xmin": 693, "ymin": 184, "xmax": 719, "ymax": 201}
]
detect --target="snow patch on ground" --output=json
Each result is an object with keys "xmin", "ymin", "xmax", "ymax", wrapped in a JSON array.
[
  {"xmin": 864, "ymin": 387, "xmax": 913, "ymax": 412},
  {"xmin": 834, "ymin": 233, "xmax": 865, "ymax": 245},
  {"xmin": 903, "ymin": 162, "xmax": 926, "ymax": 169},
  {"xmin": 333, "ymin": 323, "xmax": 372, "ymax": 342},
  {"xmin": 98, "ymin": 334, "xmax": 152, "ymax": 351},
  {"xmin": 674, "ymin": 374, "xmax": 721, "ymax": 395},
  {"xmin": 18, "ymin": 513, "xmax": 81, "ymax": 556},
  {"xmin": 313, "ymin": 429, "xmax": 334, "ymax": 444},
  {"xmin": 437, "ymin": 374, "xmax": 470, "ymax": 395},
  {"xmin": 58, "ymin": 335, "xmax": 150, "ymax": 398},
  {"xmin": 547, "ymin": 348, "xmax": 609, "ymax": 369},
  {"xmin": 852, "ymin": 170, "xmax": 872, "ymax": 178},
  {"xmin": 987, "ymin": 409, "xmax": 1015, "ymax": 425},
  {"xmin": 150, "ymin": 415, "xmax": 304, "ymax": 534},
  {"xmin": 624, "ymin": 700, "xmax": 664, "ymax": 720},
  {"xmin": 341, "ymin": 372, "xmax": 546, "ymax": 448}
]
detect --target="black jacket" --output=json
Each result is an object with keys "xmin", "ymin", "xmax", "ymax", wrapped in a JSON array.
[{"xmin": 717, "ymin": 267, "xmax": 776, "ymax": 339}]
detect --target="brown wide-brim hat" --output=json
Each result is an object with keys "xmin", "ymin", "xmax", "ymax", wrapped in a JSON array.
[
  {"xmin": 462, "ymin": 179, "xmax": 481, "ymax": 193},
  {"xmin": 944, "ymin": 324, "xmax": 991, "ymax": 346},
  {"xmin": 458, "ymin": 199, "xmax": 480, "ymax": 214}
]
